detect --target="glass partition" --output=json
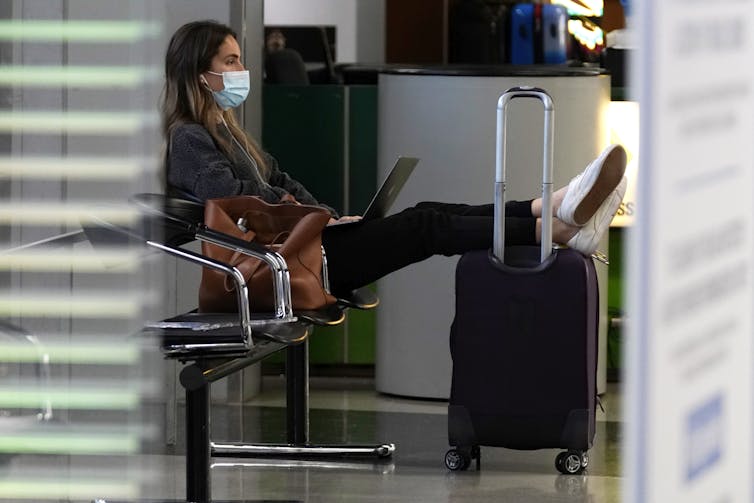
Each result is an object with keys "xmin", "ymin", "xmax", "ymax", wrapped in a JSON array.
[{"xmin": 0, "ymin": 1, "xmax": 163, "ymax": 500}]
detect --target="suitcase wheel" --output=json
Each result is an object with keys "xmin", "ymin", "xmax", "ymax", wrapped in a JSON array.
[
  {"xmin": 445, "ymin": 446, "xmax": 480, "ymax": 471},
  {"xmin": 555, "ymin": 450, "xmax": 588, "ymax": 475},
  {"xmin": 445, "ymin": 448, "xmax": 470, "ymax": 471}
]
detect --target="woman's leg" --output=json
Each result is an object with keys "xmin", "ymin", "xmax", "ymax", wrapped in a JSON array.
[
  {"xmin": 418, "ymin": 194, "xmax": 562, "ymax": 221},
  {"xmin": 539, "ymin": 218, "xmax": 579, "ymax": 245},
  {"xmin": 530, "ymin": 185, "xmax": 575, "ymax": 218},
  {"xmin": 413, "ymin": 202, "xmax": 578, "ymax": 250},
  {"xmin": 414, "ymin": 199, "xmax": 534, "ymax": 218},
  {"xmin": 322, "ymin": 203, "xmax": 536, "ymax": 294}
]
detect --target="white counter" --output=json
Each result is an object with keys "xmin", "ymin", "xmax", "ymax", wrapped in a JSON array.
[{"xmin": 375, "ymin": 67, "xmax": 611, "ymax": 399}]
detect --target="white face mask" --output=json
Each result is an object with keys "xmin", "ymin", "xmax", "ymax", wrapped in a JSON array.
[{"xmin": 205, "ymin": 70, "xmax": 250, "ymax": 110}]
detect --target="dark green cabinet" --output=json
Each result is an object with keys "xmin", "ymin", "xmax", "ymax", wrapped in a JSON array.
[{"xmin": 262, "ymin": 84, "xmax": 379, "ymax": 366}]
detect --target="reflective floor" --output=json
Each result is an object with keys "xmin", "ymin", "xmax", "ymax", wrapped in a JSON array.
[
  {"xmin": 150, "ymin": 375, "xmax": 623, "ymax": 502},
  {"xmin": 4, "ymin": 375, "xmax": 623, "ymax": 502}
]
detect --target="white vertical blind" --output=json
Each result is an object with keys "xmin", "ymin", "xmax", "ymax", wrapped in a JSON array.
[{"xmin": 0, "ymin": 1, "xmax": 162, "ymax": 500}]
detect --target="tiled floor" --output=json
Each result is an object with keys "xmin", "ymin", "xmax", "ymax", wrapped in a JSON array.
[
  {"xmin": 140, "ymin": 376, "xmax": 624, "ymax": 502},
  {"xmin": 3, "ymin": 376, "xmax": 622, "ymax": 502}
]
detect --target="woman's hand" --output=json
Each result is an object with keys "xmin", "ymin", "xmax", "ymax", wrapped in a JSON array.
[{"xmin": 328, "ymin": 215, "xmax": 363, "ymax": 226}]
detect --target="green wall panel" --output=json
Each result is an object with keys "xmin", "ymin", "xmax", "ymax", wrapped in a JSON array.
[
  {"xmin": 347, "ymin": 85, "xmax": 378, "ymax": 215},
  {"xmin": 262, "ymin": 85, "xmax": 345, "ymax": 214},
  {"xmin": 308, "ymin": 324, "xmax": 346, "ymax": 364},
  {"xmin": 346, "ymin": 307, "xmax": 377, "ymax": 365},
  {"xmin": 262, "ymin": 84, "xmax": 379, "ymax": 367},
  {"xmin": 344, "ymin": 86, "xmax": 378, "ymax": 365},
  {"xmin": 607, "ymin": 227, "xmax": 625, "ymax": 374},
  {"xmin": 607, "ymin": 227, "xmax": 624, "ymax": 311}
]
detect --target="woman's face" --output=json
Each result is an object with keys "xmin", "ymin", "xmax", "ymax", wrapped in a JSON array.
[{"xmin": 203, "ymin": 35, "xmax": 245, "ymax": 91}]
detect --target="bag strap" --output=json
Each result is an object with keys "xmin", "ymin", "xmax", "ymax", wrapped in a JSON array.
[
  {"xmin": 222, "ymin": 230, "xmax": 289, "ymax": 292},
  {"xmin": 222, "ymin": 211, "xmax": 330, "ymax": 292}
]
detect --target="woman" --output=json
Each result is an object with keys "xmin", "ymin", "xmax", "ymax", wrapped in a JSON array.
[{"xmin": 162, "ymin": 20, "xmax": 627, "ymax": 296}]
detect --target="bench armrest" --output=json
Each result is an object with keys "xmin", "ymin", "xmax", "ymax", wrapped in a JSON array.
[{"xmin": 195, "ymin": 225, "xmax": 294, "ymax": 321}]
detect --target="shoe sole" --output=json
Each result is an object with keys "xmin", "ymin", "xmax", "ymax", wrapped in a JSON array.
[
  {"xmin": 568, "ymin": 177, "xmax": 627, "ymax": 256},
  {"xmin": 572, "ymin": 145, "xmax": 627, "ymax": 226},
  {"xmin": 587, "ymin": 180, "xmax": 626, "ymax": 251}
]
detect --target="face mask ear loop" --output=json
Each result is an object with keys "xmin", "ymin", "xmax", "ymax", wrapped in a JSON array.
[
  {"xmin": 201, "ymin": 73, "xmax": 225, "ymax": 117},
  {"xmin": 199, "ymin": 73, "xmax": 212, "ymax": 92}
]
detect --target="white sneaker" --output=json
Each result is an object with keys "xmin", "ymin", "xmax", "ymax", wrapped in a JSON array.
[
  {"xmin": 566, "ymin": 176, "xmax": 627, "ymax": 256},
  {"xmin": 557, "ymin": 144, "xmax": 627, "ymax": 226}
]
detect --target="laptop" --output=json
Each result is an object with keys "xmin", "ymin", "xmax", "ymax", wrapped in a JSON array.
[{"xmin": 332, "ymin": 156, "xmax": 419, "ymax": 225}]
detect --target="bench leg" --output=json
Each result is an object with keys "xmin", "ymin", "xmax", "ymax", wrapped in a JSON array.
[
  {"xmin": 287, "ymin": 341, "xmax": 308, "ymax": 444},
  {"xmin": 212, "ymin": 338, "xmax": 395, "ymax": 460},
  {"xmin": 185, "ymin": 377, "xmax": 210, "ymax": 503}
]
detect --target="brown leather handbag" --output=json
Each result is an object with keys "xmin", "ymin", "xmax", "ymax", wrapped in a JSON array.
[{"xmin": 199, "ymin": 195, "xmax": 337, "ymax": 313}]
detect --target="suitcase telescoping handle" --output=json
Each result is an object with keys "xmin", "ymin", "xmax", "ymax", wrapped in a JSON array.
[{"xmin": 494, "ymin": 86, "xmax": 554, "ymax": 264}]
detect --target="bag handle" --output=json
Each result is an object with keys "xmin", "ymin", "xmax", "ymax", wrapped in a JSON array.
[
  {"xmin": 494, "ymin": 86, "xmax": 554, "ymax": 264},
  {"xmin": 222, "ymin": 211, "xmax": 327, "ymax": 291},
  {"xmin": 223, "ymin": 230, "xmax": 290, "ymax": 292}
]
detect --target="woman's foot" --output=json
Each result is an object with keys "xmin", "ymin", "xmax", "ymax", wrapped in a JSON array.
[
  {"xmin": 555, "ymin": 144, "xmax": 627, "ymax": 226},
  {"xmin": 566, "ymin": 176, "xmax": 628, "ymax": 256}
]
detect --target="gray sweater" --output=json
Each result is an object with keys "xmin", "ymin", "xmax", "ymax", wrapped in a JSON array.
[{"xmin": 167, "ymin": 122, "xmax": 338, "ymax": 217}]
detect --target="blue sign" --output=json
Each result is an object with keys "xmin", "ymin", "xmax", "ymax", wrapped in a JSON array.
[{"xmin": 685, "ymin": 394, "xmax": 724, "ymax": 483}]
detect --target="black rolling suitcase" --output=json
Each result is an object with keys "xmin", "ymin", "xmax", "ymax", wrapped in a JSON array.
[{"xmin": 445, "ymin": 87, "xmax": 599, "ymax": 475}]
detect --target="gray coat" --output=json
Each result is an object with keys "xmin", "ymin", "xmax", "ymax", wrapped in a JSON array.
[{"xmin": 167, "ymin": 122, "xmax": 338, "ymax": 217}]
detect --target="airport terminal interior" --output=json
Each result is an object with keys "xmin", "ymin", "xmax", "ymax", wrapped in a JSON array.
[{"xmin": 2, "ymin": 0, "xmax": 635, "ymax": 502}]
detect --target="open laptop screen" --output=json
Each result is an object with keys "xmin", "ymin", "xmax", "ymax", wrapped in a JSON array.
[{"xmin": 361, "ymin": 156, "xmax": 419, "ymax": 221}]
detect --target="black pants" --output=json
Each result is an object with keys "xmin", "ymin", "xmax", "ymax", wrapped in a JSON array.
[{"xmin": 322, "ymin": 200, "xmax": 535, "ymax": 294}]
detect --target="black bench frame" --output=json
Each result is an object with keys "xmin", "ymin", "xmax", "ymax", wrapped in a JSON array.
[{"xmin": 132, "ymin": 195, "xmax": 394, "ymax": 503}]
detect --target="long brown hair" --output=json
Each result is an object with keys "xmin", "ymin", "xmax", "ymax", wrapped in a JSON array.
[{"xmin": 162, "ymin": 20, "xmax": 268, "ymax": 177}]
